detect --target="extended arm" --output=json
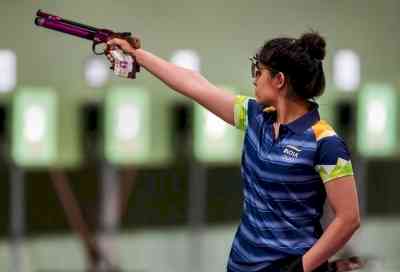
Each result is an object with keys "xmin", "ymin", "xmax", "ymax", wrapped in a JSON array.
[{"xmin": 107, "ymin": 38, "xmax": 236, "ymax": 126}]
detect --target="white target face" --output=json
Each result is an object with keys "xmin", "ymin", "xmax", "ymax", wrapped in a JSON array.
[
  {"xmin": 23, "ymin": 105, "xmax": 46, "ymax": 143},
  {"xmin": 333, "ymin": 49, "xmax": 360, "ymax": 92},
  {"xmin": 366, "ymin": 101, "xmax": 386, "ymax": 135},
  {"xmin": 115, "ymin": 104, "xmax": 140, "ymax": 141},
  {"xmin": 84, "ymin": 56, "xmax": 110, "ymax": 88},
  {"xmin": 205, "ymin": 111, "xmax": 226, "ymax": 141},
  {"xmin": 170, "ymin": 49, "xmax": 201, "ymax": 72},
  {"xmin": 0, "ymin": 50, "xmax": 16, "ymax": 92}
]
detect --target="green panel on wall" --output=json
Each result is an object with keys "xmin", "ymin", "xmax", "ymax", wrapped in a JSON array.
[
  {"xmin": 11, "ymin": 87, "xmax": 58, "ymax": 167},
  {"xmin": 357, "ymin": 84, "xmax": 398, "ymax": 157},
  {"xmin": 193, "ymin": 86, "xmax": 243, "ymax": 164},
  {"xmin": 104, "ymin": 86, "xmax": 151, "ymax": 165},
  {"xmin": 316, "ymin": 90, "xmax": 340, "ymax": 126}
]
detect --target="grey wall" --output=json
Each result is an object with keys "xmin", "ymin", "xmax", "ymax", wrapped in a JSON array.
[
  {"xmin": 1, "ymin": 0, "xmax": 399, "ymax": 95},
  {"xmin": 1, "ymin": 0, "xmax": 399, "ymax": 166}
]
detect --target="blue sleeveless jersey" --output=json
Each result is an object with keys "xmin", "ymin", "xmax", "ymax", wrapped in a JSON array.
[{"xmin": 228, "ymin": 96, "xmax": 354, "ymax": 272}]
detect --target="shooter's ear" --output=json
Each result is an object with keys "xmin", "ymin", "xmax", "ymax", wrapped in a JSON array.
[{"xmin": 274, "ymin": 72, "xmax": 286, "ymax": 89}]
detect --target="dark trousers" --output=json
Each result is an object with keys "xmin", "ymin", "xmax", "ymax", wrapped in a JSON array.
[{"xmin": 259, "ymin": 256, "xmax": 329, "ymax": 272}]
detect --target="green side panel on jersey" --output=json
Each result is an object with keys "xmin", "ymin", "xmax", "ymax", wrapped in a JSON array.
[
  {"xmin": 193, "ymin": 86, "xmax": 243, "ymax": 164},
  {"xmin": 357, "ymin": 84, "xmax": 398, "ymax": 157},
  {"xmin": 11, "ymin": 87, "xmax": 58, "ymax": 167}
]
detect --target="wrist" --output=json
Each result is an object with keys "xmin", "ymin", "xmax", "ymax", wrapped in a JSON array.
[
  {"xmin": 129, "ymin": 48, "xmax": 143, "ymax": 62},
  {"xmin": 128, "ymin": 48, "xmax": 137, "ymax": 57}
]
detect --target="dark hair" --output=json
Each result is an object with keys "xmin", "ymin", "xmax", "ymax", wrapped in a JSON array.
[{"xmin": 257, "ymin": 31, "xmax": 326, "ymax": 100}]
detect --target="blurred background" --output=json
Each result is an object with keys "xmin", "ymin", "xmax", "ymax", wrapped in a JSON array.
[{"xmin": 0, "ymin": 0, "xmax": 399, "ymax": 271}]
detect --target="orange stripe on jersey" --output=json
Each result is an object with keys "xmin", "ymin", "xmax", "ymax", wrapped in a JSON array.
[
  {"xmin": 263, "ymin": 106, "xmax": 276, "ymax": 112},
  {"xmin": 312, "ymin": 120, "xmax": 336, "ymax": 141}
]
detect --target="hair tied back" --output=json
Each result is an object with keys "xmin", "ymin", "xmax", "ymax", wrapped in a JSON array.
[{"xmin": 298, "ymin": 32, "xmax": 326, "ymax": 61}]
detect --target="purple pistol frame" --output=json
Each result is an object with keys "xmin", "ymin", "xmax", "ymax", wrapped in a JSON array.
[{"xmin": 34, "ymin": 10, "xmax": 140, "ymax": 76}]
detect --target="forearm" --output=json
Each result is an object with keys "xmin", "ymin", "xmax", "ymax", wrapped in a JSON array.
[
  {"xmin": 132, "ymin": 48, "xmax": 236, "ymax": 124},
  {"xmin": 302, "ymin": 216, "xmax": 360, "ymax": 272},
  {"xmin": 133, "ymin": 49, "xmax": 204, "ymax": 97}
]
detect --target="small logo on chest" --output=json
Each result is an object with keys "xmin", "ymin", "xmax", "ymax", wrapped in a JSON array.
[{"xmin": 282, "ymin": 145, "xmax": 302, "ymax": 161}]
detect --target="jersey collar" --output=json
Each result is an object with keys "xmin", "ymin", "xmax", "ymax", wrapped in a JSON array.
[
  {"xmin": 265, "ymin": 102, "xmax": 320, "ymax": 134},
  {"xmin": 285, "ymin": 102, "xmax": 320, "ymax": 134}
]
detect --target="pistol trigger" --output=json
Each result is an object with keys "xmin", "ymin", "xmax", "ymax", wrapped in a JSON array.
[
  {"xmin": 92, "ymin": 42, "xmax": 99, "ymax": 55},
  {"xmin": 92, "ymin": 41, "xmax": 107, "ymax": 55}
]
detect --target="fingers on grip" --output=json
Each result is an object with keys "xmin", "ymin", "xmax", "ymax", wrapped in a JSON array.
[{"xmin": 129, "ymin": 36, "xmax": 141, "ymax": 49}]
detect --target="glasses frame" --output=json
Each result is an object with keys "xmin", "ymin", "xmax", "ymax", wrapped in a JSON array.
[
  {"xmin": 249, "ymin": 55, "xmax": 269, "ymax": 79},
  {"xmin": 250, "ymin": 56, "xmax": 280, "ymax": 79},
  {"xmin": 249, "ymin": 56, "xmax": 260, "ymax": 78}
]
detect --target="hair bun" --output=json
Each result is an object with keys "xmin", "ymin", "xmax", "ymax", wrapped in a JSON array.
[{"xmin": 298, "ymin": 32, "xmax": 326, "ymax": 61}]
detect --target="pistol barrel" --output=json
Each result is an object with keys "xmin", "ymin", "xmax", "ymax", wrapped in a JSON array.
[{"xmin": 35, "ymin": 10, "xmax": 100, "ymax": 41}]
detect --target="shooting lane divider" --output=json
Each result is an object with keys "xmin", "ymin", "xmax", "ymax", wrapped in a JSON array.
[
  {"xmin": 49, "ymin": 170, "xmax": 117, "ymax": 271},
  {"xmin": 49, "ymin": 169, "xmax": 137, "ymax": 271}
]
